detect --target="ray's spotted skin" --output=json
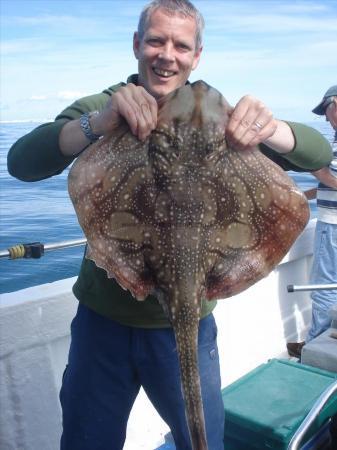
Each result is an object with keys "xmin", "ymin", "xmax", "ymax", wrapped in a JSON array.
[{"xmin": 68, "ymin": 81, "xmax": 309, "ymax": 450}]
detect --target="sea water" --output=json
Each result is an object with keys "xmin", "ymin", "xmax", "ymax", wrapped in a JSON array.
[{"xmin": 0, "ymin": 121, "xmax": 334, "ymax": 294}]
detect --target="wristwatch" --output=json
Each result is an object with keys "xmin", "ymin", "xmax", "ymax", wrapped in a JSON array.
[{"xmin": 79, "ymin": 111, "xmax": 101, "ymax": 142}]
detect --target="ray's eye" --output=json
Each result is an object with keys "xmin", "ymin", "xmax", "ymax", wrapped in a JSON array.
[
  {"xmin": 169, "ymin": 135, "xmax": 182, "ymax": 148},
  {"xmin": 152, "ymin": 130, "xmax": 183, "ymax": 149},
  {"xmin": 205, "ymin": 137, "xmax": 227, "ymax": 154}
]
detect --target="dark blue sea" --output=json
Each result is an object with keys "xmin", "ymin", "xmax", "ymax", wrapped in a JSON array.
[{"xmin": 0, "ymin": 121, "xmax": 334, "ymax": 294}]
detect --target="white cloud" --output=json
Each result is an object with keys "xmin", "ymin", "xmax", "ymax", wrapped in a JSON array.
[
  {"xmin": 277, "ymin": 3, "xmax": 330, "ymax": 13},
  {"xmin": 0, "ymin": 102, "xmax": 10, "ymax": 111},
  {"xmin": 11, "ymin": 13, "xmax": 83, "ymax": 26},
  {"xmin": 6, "ymin": 13, "xmax": 99, "ymax": 33},
  {"xmin": 5, "ymin": 11, "xmax": 136, "ymax": 37},
  {"xmin": 30, "ymin": 95, "xmax": 48, "ymax": 101},
  {"xmin": 57, "ymin": 91, "xmax": 89, "ymax": 100},
  {"xmin": 1, "ymin": 38, "xmax": 49, "ymax": 55},
  {"xmin": 27, "ymin": 92, "xmax": 90, "ymax": 102},
  {"xmin": 204, "ymin": 13, "xmax": 337, "ymax": 35},
  {"xmin": 200, "ymin": 0, "xmax": 337, "ymax": 35}
]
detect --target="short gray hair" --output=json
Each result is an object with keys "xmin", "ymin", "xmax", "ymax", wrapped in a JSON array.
[{"xmin": 137, "ymin": 0, "xmax": 204, "ymax": 51}]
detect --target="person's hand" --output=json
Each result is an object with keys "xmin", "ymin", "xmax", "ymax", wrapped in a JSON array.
[
  {"xmin": 311, "ymin": 167, "xmax": 337, "ymax": 189},
  {"xmin": 226, "ymin": 95, "xmax": 278, "ymax": 150},
  {"xmin": 92, "ymin": 83, "xmax": 158, "ymax": 141},
  {"xmin": 304, "ymin": 188, "xmax": 317, "ymax": 200}
]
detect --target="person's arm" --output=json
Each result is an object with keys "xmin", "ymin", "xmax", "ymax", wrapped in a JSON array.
[
  {"xmin": 271, "ymin": 121, "xmax": 333, "ymax": 171},
  {"xmin": 7, "ymin": 120, "xmax": 75, "ymax": 182},
  {"xmin": 303, "ymin": 165, "xmax": 337, "ymax": 200},
  {"xmin": 8, "ymin": 83, "xmax": 158, "ymax": 182},
  {"xmin": 310, "ymin": 166, "xmax": 337, "ymax": 188},
  {"xmin": 225, "ymin": 95, "xmax": 332, "ymax": 171},
  {"xmin": 7, "ymin": 90, "xmax": 114, "ymax": 182},
  {"xmin": 225, "ymin": 95, "xmax": 294, "ymax": 152},
  {"xmin": 262, "ymin": 119, "xmax": 295, "ymax": 154},
  {"xmin": 59, "ymin": 83, "xmax": 157, "ymax": 156}
]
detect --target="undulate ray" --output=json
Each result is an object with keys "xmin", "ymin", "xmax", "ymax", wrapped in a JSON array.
[{"xmin": 68, "ymin": 81, "xmax": 309, "ymax": 450}]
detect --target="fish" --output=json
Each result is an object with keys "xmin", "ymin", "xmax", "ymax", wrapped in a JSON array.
[{"xmin": 68, "ymin": 81, "xmax": 309, "ymax": 450}]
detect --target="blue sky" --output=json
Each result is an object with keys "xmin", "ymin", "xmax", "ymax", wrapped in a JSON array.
[{"xmin": 1, "ymin": 0, "xmax": 337, "ymax": 122}]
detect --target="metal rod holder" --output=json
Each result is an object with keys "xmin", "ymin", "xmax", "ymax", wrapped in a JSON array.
[{"xmin": 287, "ymin": 284, "xmax": 337, "ymax": 292}]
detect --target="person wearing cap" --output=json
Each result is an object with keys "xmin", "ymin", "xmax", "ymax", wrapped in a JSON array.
[{"xmin": 287, "ymin": 85, "xmax": 337, "ymax": 359}]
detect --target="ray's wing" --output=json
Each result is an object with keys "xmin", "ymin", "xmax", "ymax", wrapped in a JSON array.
[
  {"xmin": 68, "ymin": 127, "xmax": 158, "ymax": 300},
  {"xmin": 201, "ymin": 141, "xmax": 310, "ymax": 300}
]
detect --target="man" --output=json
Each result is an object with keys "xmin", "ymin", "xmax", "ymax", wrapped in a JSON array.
[
  {"xmin": 7, "ymin": 1, "xmax": 332, "ymax": 449},
  {"xmin": 287, "ymin": 85, "xmax": 337, "ymax": 359}
]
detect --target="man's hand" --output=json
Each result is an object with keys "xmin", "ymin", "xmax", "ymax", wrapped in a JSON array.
[
  {"xmin": 92, "ymin": 83, "xmax": 158, "ymax": 141},
  {"xmin": 60, "ymin": 84, "xmax": 158, "ymax": 156},
  {"xmin": 226, "ymin": 95, "xmax": 295, "ymax": 154}
]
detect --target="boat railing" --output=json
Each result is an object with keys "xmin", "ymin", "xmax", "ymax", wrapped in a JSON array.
[
  {"xmin": 287, "ymin": 380, "xmax": 337, "ymax": 450},
  {"xmin": 288, "ymin": 284, "xmax": 337, "ymax": 292}
]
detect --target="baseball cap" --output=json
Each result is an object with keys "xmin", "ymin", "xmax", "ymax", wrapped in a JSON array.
[{"xmin": 312, "ymin": 85, "xmax": 337, "ymax": 115}]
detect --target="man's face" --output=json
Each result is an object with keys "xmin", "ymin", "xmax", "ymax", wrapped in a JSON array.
[
  {"xmin": 326, "ymin": 98, "xmax": 337, "ymax": 130},
  {"xmin": 133, "ymin": 8, "xmax": 202, "ymax": 100}
]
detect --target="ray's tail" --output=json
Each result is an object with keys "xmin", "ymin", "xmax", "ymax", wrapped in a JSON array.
[{"xmin": 173, "ymin": 314, "xmax": 208, "ymax": 450}]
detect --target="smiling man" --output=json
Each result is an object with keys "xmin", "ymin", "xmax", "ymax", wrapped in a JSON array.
[
  {"xmin": 134, "ymin": 6, "xmax": 202, "ymax": 99},
  {"xmin": 7, "ymin": 1, "xmax": 333, "ymax": 449}
]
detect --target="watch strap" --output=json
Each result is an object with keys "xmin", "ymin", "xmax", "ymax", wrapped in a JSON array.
[{"xmin": 79, "ymin": 112, "xmax": 101, "ymax": 142}]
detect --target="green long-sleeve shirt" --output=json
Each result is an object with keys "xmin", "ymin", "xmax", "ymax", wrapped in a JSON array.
[{"xmin": 7, "ymin": 75, "xmax": 333, "ymax": 327}]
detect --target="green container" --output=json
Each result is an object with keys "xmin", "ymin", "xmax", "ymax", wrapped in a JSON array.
[{"xmin": 221, "ymin": 359, "xmax": 337, "ymax": 449}]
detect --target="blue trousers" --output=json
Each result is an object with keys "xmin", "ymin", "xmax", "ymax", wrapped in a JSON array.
[
  {"xmin": 307, "ymin": 221, "xmax": 337, "ymax": 342},
  {"xmin": 60, "ymin": 304, "xmax": 225, "ymax": 450}
]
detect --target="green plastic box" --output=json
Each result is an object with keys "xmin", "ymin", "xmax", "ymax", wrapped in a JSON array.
[{"xmin": 221, "ymin": 359, "xmax": 337, "ymax": 449}]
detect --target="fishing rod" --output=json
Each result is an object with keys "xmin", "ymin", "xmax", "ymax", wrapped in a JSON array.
[
  {"xmin": 2, "ymin": 241, "xmax": 336, "ymax": 294},
  {"xmin": 287, "ymin": 283, "xmax": 337, "ymax": 292},
  {"xmin": 0, "ymin": 238, "xmax": 87, "ymax": 260}
]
